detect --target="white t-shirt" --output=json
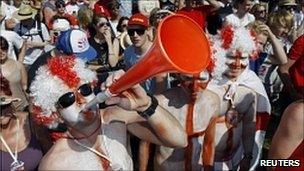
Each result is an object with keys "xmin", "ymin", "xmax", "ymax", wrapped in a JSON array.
[
  {"xmin": 0, "ymin": 1, "xmax": 18, "ymax": 19},
  {"xmin": 225, "ymin": 13, "xmax": 255, "ymax": 28},
  {"xmin": 0, "ymin": 30, "xmax": 24, "ymax": 61},
  {"xmin": 14, "ymin": 21, "xmax": 50, "ymax": 65}
]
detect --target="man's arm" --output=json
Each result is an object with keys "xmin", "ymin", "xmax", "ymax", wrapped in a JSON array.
[
  {"xmin": 259, "ymin": 24, "xmax": 288, "ymax": 65},
  {"xmin": 268, "ymin": 101, "xmax": 303, "ymax": 159},
  {"xmin": 102, "ymin": 70, "xmax": 187, "ymax": 148},
  {"xmin": 126, "ymin": 101, "xmax": 188, "ymax": 148}
]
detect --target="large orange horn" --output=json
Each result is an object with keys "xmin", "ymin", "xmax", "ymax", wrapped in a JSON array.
[{"xmin": 109, "ymin": 14, "xmax": 211, "ymax": 94}]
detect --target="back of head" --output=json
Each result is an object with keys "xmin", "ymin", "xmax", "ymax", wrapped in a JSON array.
[
  {"xmin": 55, "ymin": 0, "xmax": 65, "ymax": 8},
  {"xmin": 77, "ymin": 7, "xmax": 93, "ymax": 29},
  {"xmin": 248, "ymin": 20, "xmax": 269, "ymax": 36}
]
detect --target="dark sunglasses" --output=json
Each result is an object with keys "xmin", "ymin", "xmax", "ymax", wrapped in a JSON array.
[
  {"xmin": 127, "ymin": 29, "xmax": 146, "ymax": 36},
  {"xmin": 121, "ymin": 24, "xmax": 128, "ymax": 28},
  {"xmin": 53, "ymin": 31, "xmax": 60, "ymax": 37},
  {"xmin": 57, "ymin": 84, "xmax": 93, "ymax": 108},
  {"xmin": 97, "ymin": 22, "xmax": 110, "ymax": 28},
  {"xmin": 282, "ymin": 5, "xmax": 296, "ymax": 11}
]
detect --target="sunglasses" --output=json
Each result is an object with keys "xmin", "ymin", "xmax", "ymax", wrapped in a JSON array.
[
  {"xmin": 121, "ymin": 24, "xmax": 128, "ymax": 28},
  {"xmin": 282, "ymin": 5, "xmax": 296, "ymax": 11},
  {"xmin": 97, "ymin": 22, "xmax": 110, "ymax": 28},
  {"xmin": 57, "ymin": 84, "xmax": 93, "ymax": 109},
  {"xmin": 53, "ymin": 31, "xmax": 60, "ymax": 37},
  {"xmin": 127, "ymin": 29, "xmax": 146, "ymax": 36}
]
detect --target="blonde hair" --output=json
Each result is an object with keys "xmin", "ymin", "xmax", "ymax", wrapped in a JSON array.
[
  {"xmin": 77, "ymin": 7, "xmax": 94, "ymax": 29},
  {"xmin": 248, "ymin": 20, "xmax": 269, "ymax": 36},
  {"xmin": 267, "ymin": 10, "xmax": 294, "ymax": 30}
]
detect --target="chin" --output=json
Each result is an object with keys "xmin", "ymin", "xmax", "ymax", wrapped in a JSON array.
[{"xmin": 0, "ymin": 116, "xmax": 12, "ymax": 127}]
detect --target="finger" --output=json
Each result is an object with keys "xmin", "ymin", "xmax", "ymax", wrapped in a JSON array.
[
  {"xmin": 100, "ymin": 82, "xmax": 106, "ymax": 91},
  {"xmin": 105, "ymin": 72, "xmax": 115, "ymax": 88},
  {"xmin": 105, "ymin": 96, "xmax": 121, "ymax": 105}
]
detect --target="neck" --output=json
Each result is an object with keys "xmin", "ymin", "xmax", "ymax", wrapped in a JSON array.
[
  {"xmin": 1, "ymin": 116, "xmax": 18, "ymax": 131},
  {"xmin": 135, "ymin": 41, "xmax": 152, "ymax": 55},
  {"xmin": 95, "ymin": 33, "xmax": 106, "ymax": 42},
  {"xmin": 236, "ymin": 10, "xmax": 246, "ymax": 18}
]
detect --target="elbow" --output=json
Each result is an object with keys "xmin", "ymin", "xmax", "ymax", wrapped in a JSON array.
[
  {"xmin": 170, "ymin": 130, "xmax": 188, "ymax": 148},
  {"xmin": 179, "ymin": 131, "xmax": 188, "ymax": 148},
  {"xmin": 281, "ymin": 58, "xmax": 288, "ymax": 65}
]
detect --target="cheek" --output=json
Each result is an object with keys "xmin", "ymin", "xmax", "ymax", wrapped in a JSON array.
[{"xmin": 59, "ymin": 105, "xmax": 81, "ymax": 124}]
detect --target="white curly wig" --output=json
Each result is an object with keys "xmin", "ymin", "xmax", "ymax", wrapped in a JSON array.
[{"xmin": 30, "ymin": 55, "xmax": 97, "ymax": 125}]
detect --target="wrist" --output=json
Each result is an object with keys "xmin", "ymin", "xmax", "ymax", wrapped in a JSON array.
[{"xmin": 137, "ymin": 93, "xmax": 158, "ymax": 119}]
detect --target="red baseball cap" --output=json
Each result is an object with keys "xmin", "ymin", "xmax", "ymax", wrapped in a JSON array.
[
  {"xmin": 93, "ymin": 1, "xmax": 111, "ymax": 18},
  {"xmin": 128, "ymin": 13, "xmax": 149, "ymax": 28}
]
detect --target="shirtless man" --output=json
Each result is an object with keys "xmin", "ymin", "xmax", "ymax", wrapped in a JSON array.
[
  {"xmin": 207, "ymin": 26, "xmax": 271, "ymax": 170},
  {"xmin": 149, "ymin": 72, "xmax": 220, "ymax": 171},
  {"xmin": 29, "ymin": 55, "xmax": 187, "ymax": 170},
  {"xmin": 140, "ymin": 72, "xmax": 220, "ymax": 170}
]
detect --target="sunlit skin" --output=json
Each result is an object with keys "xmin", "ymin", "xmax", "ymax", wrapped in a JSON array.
[
  {"xmin": 236, "ymin": 0, "xmax": 254, "ymax": 16},
  {"xmin": 57, "ymin": 5, "xmax": 65, "ymax": 15},
  {"xmin": 120, "ymin": 19, "xmax": 129, "ymax": 32},
  {"xmin": 96, "ymin": 17, "xmax": 111, "ymax": 35},
  {"xmin": 0, "ymin": 103, "xmax": 14, "ymax": 128},
  {"xmin": 4, "ymin": 18, "xmax": 17, "ymax": 30},
  {"xmin": 57, "ymin": 84, "xmax": 97, "ymax": 127},
  {"xmin": 253, "ymin": 6, "xmax": 266, "ymax": 21},
  {"xmin": 224, "ymin": 55, "xmax": 248, "ymax": 79},
  {"xmin": 255, "ymin": 33, "xmax": 268, "ymax": 52},
  {"xmin": 0, "ymin": 48, "xmax": 8, "ymax": 63},
  {"xmin": 271, "ymin": 25, "xmax": 290, "ymax": 39}
]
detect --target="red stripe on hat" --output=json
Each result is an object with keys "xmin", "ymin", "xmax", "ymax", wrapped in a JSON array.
[{"xmin": 256, "ymin": 112, "xmax": 270, "ymax": 131}]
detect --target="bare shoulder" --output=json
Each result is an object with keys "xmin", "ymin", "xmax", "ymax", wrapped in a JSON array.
[
  {"xmin": 155, "ymin": 87, "xmax": 187, "ymax": 106},
  {"xmin": 38, "ymin": 139, "xmax": 70, "ymax": 170}
]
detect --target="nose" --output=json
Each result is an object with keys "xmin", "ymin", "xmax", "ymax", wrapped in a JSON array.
[
  {"xmin": 234, "ymin": 57, "xmax": 241, "ymax": 68},
  {"xmin": 133, "ymin": 31, "xmax": 140, "ymax": 37},
  {"xmin": 75, "ymin": 91, "xmax": 86, "ymax": 106}
]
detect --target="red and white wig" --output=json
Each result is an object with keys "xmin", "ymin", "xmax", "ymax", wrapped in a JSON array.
[{"xmin": 30, "ymin": 55, "xmax": 97, "ymax": 127}]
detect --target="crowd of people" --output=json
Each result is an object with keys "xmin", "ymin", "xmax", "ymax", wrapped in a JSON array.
[{"xmin": 0, "ymin": 0, "xmax": 303, "ymax": 170}]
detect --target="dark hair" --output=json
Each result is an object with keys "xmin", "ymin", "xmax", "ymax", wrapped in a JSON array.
[
  {"xmin": 0, "ymin": 71, "xmax": 12, "ymax": 96},
  {"xmin": 0, "ymin": 36, "xmax": 9, "ymax": 51},
  {"xmin": 116, "ymin": 16, "xmax": 129, "ymax": 32},
  {"xmin": 55, "ymin": 0, "xmax": 65, "ymax": 7},
  {"xmin": 92, "ymin": 13, "xmax": 109, "ymax": 26},
  {"xmin": 207, "ymin": 11, "xmax": 223, "ymax": 35}
]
